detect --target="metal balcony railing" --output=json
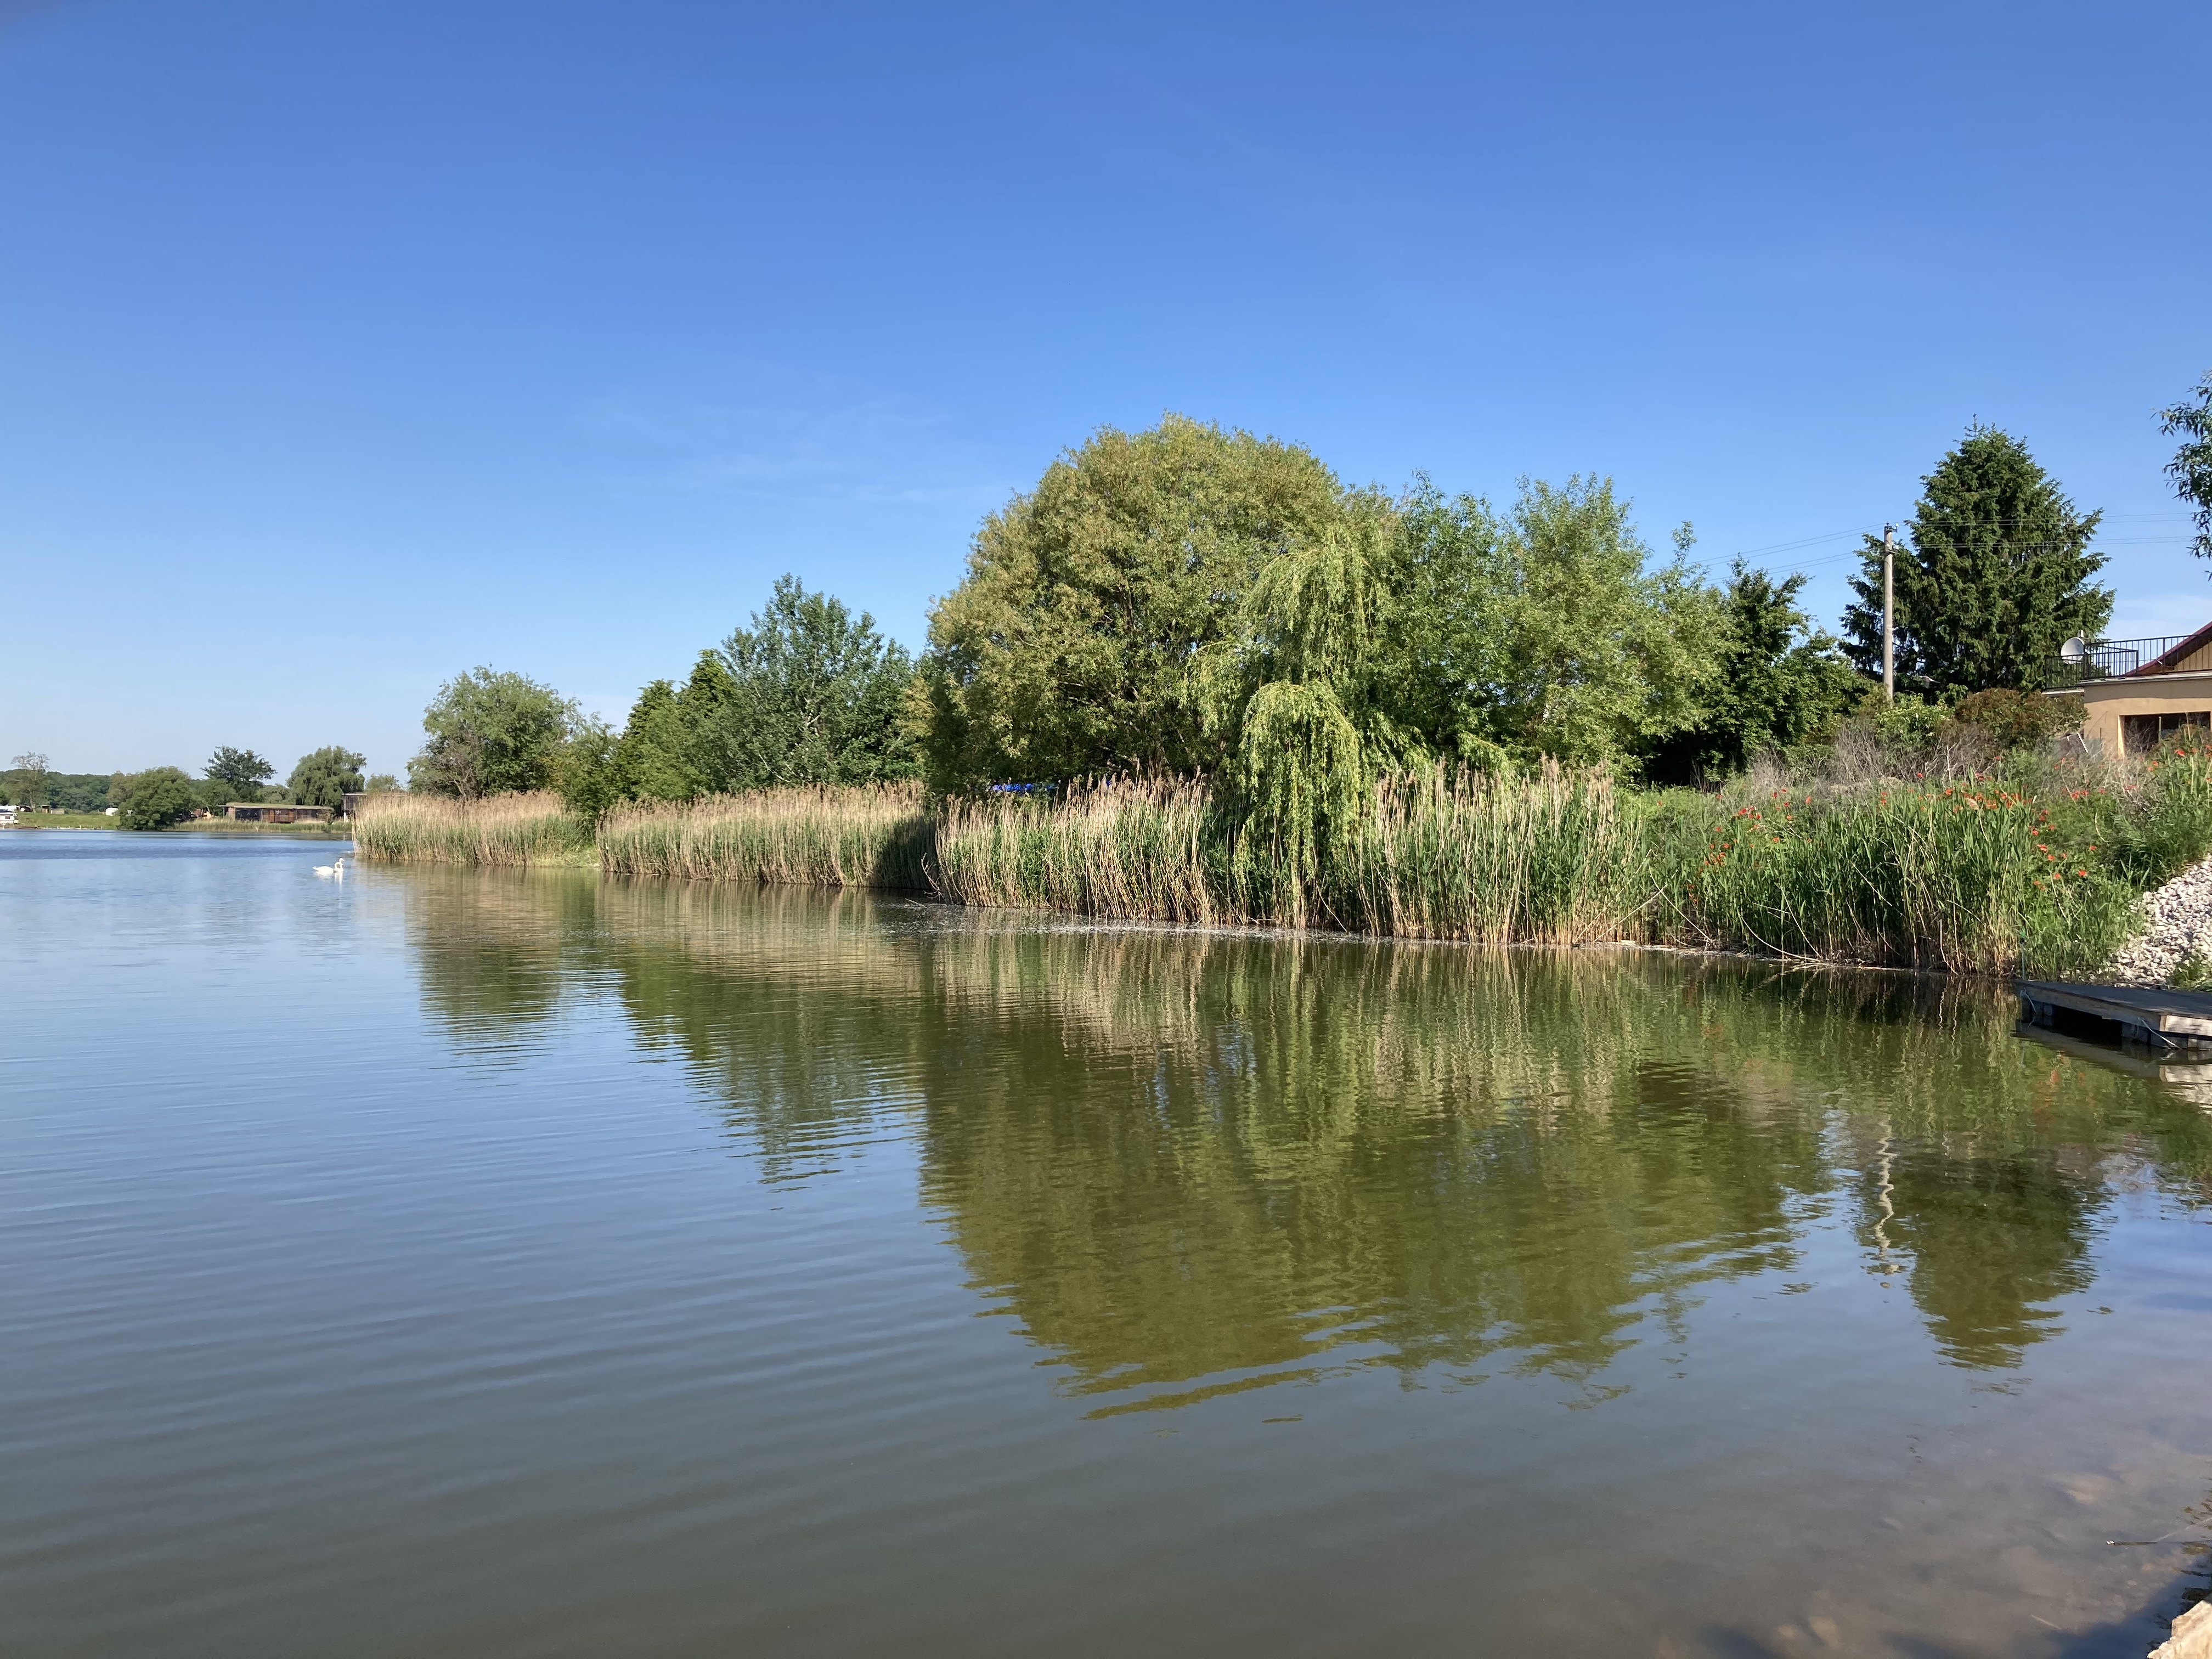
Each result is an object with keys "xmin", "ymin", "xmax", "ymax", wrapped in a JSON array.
[{"xmin": 2044, "ymin": 635, "xmax": 2193, "ymax": 690}]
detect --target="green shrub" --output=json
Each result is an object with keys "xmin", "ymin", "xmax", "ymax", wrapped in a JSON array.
[
  {"xmin": 1949, "ymin": 687, "xmax": 2082, "ymax": 750},
  {"xmin": 114, "ymin": 767, "xmax": 198, "ymax": 830}
]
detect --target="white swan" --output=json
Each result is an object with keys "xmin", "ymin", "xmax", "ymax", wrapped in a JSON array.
[{"xmin": 313, "ymin": 855, "xmax": 347, "ymax": 878}]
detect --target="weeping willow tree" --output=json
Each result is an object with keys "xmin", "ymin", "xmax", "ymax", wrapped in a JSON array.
[
  {"xmin": 1198, "ymin": 477, "xmax": 1727, "ymax": 919},
  {"xmin": 1204, "ymin": 510, "xmax": 1410, "ymax": 915}
]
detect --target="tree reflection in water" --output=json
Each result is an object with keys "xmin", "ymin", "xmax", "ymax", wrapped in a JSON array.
[{"xmin": 398, "ymin": 870, "xmax": 2212, "ymax": 1403}]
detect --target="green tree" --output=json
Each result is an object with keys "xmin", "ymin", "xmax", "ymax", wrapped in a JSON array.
[
  {"xmin": 364, "ymin": 773, "xmax": 401, "ymax": 793},
  {"xmin": 1199, "ymin": 478, "xmax": 1726, "ymax": 872},
  {"xmin": 287, "ymin": 746, "xmax": 366, "ymax": 810},
  {"xmin": 6, "ymin": 751, "xmax": 51, "ymax": 808},
  {"xmin": 409, "ymin": 668, "xmax": 577, "ymax": 799},
  {"xmin": 2162, "ymin": 370, "xmax": 2212, "ymax": 565},
  {"xmin": 1642, "ymin": 560, "xmax": 1861, "ymax": 780},
  {"xmin": 114, "ymin": 766, "xmax": 198, "ymax": 829},
  {"xmin": 204, "ymin": 746, "xmax": 275, "ymax": 800},
  {"xmin": 608, "ymin": 676, "xmax": 712, "ymax": 803},
  {"xmin": 916, "ymin": 415, "xmax": 1347, "ymax": 789},
  {"xmin": 712, "ymin": 575, "xmax": 917, "ymax": 788},
  {"xmin": 1391, "ymin": 478, "xmax": 1722, "ymax": 771},
  {"xmin": 1842, "ymin": 426, "xmax": 2111, "ymax": 695},
  {"xmin": 40, "ymin": 772, "xmax": 115, "ymax": 812},
  {"xmin": 573, "ymin": 580, "xmax": 919, "ymax": 811},
  {"xmin": 550, "ymin": 715, "xmax": 627, "ymax": 819}
]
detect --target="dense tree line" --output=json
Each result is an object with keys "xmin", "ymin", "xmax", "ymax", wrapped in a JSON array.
[
  {"xmin": 29, "ymin": 400, "xmax": 2176, "ymax": 831},
  {"xmin": 411, "ymin": 580, "xmax": 922, "ymax": 813},
  {"xmin": 413, "ymin": 412, "xmax": 2131, "ymax": 821},
  {"xmin": 2, "ymin": 756, "xmax": 117, "ymax": 812},
  {"xmin": 916, "ymin": 419, "xmax": 1863, "ymax": 815}
]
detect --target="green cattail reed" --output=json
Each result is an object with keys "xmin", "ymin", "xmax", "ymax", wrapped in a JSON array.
[
  {"xmin": 1329, "ymin": 761, "xmax": 1636, "ymax": 943},
  {"xmin": 1651, "ymin": 782, "xmax": 2138, "ymax": 975},
  {"xmin": 933, "ymin": 780, "xmax": 1218, "ymax": 922}
]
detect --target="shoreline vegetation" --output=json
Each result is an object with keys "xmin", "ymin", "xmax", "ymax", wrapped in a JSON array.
[
  {"xmin": 357, "ymin": 410, "xmax": 2212, "ymax": 981},
  {"xmin": 1, "ymin": 811, "xmax": 124, "ymax": 830},
  {"xmin": 356, "ymin": 741, "xmax": 2212, "ymax": 979},
  {"xmin": 1, "ymin": 813, "xmax": 353, "ymax": 836}
]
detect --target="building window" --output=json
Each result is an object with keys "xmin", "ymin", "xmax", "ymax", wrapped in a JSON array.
[{"xmin": 2123, "ymin": 711, "xmax": 2212, "ymax": 752}]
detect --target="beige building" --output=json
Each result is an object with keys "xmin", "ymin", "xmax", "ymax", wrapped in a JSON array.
[
  {"xmin": 224, "ymin": 803, "xmax": 335, "ymax": 823},
  {"xmin": 2054, "ymin": 625, "xmax": 2212, "ymax": 753}
]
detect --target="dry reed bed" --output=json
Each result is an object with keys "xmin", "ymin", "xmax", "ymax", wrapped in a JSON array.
[
  {"xmin": 600, "ymin": 784, "xmax": 935, "ymax": 889},
  {"xmin": 353, "ymin": 791, "xmax": 595, "ymax": 866}
]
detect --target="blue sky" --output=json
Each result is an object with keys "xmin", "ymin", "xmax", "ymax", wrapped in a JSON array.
[{"xmin": 3, "ymin": 1, "xmax": 2207, "ymax": 777}]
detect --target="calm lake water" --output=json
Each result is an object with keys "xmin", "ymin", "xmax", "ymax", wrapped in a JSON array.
[{"xmin": 8, "ymin": 833, "xmax": 2212, "ymax": 1657}]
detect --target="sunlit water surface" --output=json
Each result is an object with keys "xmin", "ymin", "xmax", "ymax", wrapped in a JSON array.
[{"xmin": 7, "ymin": 833, "xmax": 2212, "ymax": 1657}]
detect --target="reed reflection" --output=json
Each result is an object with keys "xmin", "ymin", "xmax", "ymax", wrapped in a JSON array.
[{"xmin": 400, "ymin": 866, "xmax": 600, "ymax": 1058}]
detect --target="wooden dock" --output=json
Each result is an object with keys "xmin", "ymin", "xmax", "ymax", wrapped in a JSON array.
[{"xmin": 2017, "ymin": 979, "xmax": 2212, "ymax": 1052}]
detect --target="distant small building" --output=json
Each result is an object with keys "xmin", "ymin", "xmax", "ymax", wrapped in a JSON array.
[
  {"xmin": 0, "ymin": 805, "xmax": 17, "ymax": 826},
  {"xmin": 2051, "ymin": 623, "xmax": 2212, "ymax": 753},
  {"xmin": 225, "ymin": 803, "xmax": 336, "ymax": 823},
  {"xmin": 341, "ymin": 792, "xmax": 367, "ymax": 817}
]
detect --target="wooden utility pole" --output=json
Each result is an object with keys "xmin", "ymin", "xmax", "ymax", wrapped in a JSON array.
[{"xmin": 1882, "ymin": 524, "xmax": 1896, "ymax": 702}]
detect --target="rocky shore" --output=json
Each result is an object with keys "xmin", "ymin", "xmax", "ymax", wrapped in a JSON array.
[{"xmin": 2105, "ymin": 857, "xmax": 2212, "ymax": 986}]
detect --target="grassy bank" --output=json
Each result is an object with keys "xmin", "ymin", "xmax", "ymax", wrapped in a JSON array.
[
  {"xmin": 351, "ymin": 749, "xmax": 2212, "ymax": 978},
  {"xmin": 3, "ymin": 813, "xmax": 356, "ymax": 834},
  {"xmin": 1, "ymin": 811, "xmax": 120, "ymax": 830}
]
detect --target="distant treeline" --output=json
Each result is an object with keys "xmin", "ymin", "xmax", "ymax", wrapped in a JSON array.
[
  {"xmin": 5, "ymin": 748, "xmax": 397, "ymax": 828},
  {"xmin": 4, "ymin": 772, "xmax": 116, "ymax": 812}
]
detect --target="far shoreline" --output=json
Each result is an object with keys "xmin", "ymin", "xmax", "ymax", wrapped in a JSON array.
[{"xmin": 2, "ymin": 816, "xmax": 356, "ymax": 839}]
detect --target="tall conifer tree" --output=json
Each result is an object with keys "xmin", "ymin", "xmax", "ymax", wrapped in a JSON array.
[{"xmin": 1842, "ymin": 426, "xmax": 2109, "ymax": 694}]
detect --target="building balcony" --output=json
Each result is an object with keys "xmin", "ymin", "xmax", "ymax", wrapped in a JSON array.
[{"xmin": 2045, "ymin": 635, "xmax": 2196, "ymax": 690}]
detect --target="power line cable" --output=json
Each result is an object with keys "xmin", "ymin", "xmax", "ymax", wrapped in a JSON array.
[{"xmin": 1736, "ymin": 528, "xmax": 2193, "ymax": 578}]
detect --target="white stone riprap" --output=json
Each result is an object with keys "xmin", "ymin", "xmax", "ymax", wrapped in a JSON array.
[
  {"xmin": 2151, "ymin": 1598, "xmax": 2212, "ymax": 1658},
  {"xmin": 2104, "ymin": 857, "xmax": 2212, "ymax": 986}
]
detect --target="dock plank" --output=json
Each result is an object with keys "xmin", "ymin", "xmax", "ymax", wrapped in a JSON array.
[{"xmin": 2017, "ymin": 980, "xmax": 2212, "ymax": 1047}]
